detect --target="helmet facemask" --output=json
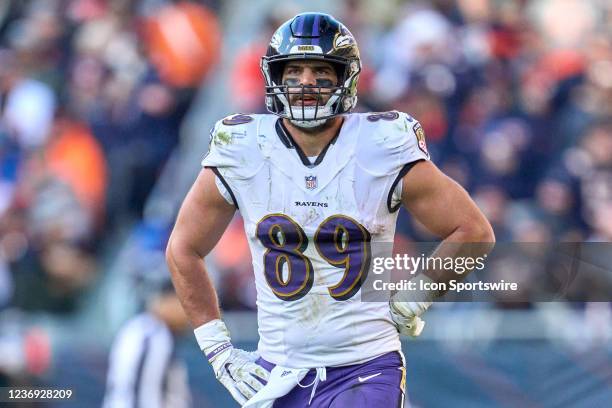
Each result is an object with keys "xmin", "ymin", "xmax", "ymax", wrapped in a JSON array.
[
  {"xmin": 279, "ymin": 84, "xmax": 341, "ymax": 128},
  {"xmin": 262, "ymin": 57, "xmax": 360, "ymax": 128}
]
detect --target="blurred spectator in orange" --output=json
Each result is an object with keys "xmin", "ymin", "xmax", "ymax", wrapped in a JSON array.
[
  {"xmin": 142, "ymin": 1, "xmax": 221, "ymax": 88},
  {"xmin": 1, "ymin": 115, "xmax": 103, "ymax": 314},
  {"xmin": 45, "ymin": 117, "xmax": 107, "ymax": 224}
]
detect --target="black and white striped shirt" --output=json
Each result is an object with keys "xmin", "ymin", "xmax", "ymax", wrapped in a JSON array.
[{"xmin": 103, "ymin": 313, "xmax": 191, "ymax": 408}]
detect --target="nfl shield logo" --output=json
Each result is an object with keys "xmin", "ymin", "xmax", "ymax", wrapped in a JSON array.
[{"xmin": 305, "ymin": 175, "xmax": 317, "ymax": 190}]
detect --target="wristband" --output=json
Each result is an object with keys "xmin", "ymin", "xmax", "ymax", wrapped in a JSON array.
[{"xmin": 194, "ymin": 319, "xmax": 232, "ymax": 363}]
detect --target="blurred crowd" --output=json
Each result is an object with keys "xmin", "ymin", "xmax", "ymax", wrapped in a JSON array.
[
  {"xmin": 0, "ymin": 0, "xmax": 220, "ymax": 386},
  {"xmin": 0, "ymin": 0, "xmax": 220, "ymax": 313},
  {"xmin": 0, "ymin": 0, "xmax": 610, "ymax": 387}
]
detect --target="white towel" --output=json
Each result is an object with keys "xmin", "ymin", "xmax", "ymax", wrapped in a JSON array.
[{"xmin": 242, "ymin": 365, "xmax": 310, "ymax": 408}]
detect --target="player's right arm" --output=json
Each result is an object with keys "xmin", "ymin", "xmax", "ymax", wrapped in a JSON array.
[
  {"xmin": 166, "ymin": 167, "xmax": 233, "ymax": 327},
  {"xmin": 166, "ymin": 168, "xmax": 269, "ymax": 405}
]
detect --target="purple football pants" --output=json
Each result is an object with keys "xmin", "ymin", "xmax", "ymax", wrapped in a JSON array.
[{"xmin": 256, "ymin": 351, "xmax": 406, "ymax": 408}]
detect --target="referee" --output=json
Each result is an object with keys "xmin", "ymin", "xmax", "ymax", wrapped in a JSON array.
[{"xmin": 102, "ymin": 271, "xmax": 191, "ymax": 408}]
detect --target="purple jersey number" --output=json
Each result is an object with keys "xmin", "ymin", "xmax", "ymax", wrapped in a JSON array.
[
  {"xmin": 256, "ymin": 214, "xmax": 314, "ymax": 301},
  {"xmin": 256, "ymin": 214, "xmax": 370, "ymax": 301},
  {"xmin": 222, "ymin": 114, "xmax": 253, "ymax": 126},
  {"xmin": 366, "ymin": 111, "xmax": 399, "ymax": 122},
  {"xmin": 314, "ymin": 215, "xmax": 371, "ymax": 300}
]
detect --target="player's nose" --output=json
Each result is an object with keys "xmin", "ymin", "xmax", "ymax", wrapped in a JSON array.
[{"xmin": 299, "ymin": 68, "xmax": 317, "ymax": 86}]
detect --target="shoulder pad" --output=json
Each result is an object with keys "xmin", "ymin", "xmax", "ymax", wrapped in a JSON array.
[
  {"xmin": 356, "ymin": 111, "xmax": 430, "ymax": 176},
  {"xmin": 201, "ymin": 114, "xmax": 265, "ymax": 179}
]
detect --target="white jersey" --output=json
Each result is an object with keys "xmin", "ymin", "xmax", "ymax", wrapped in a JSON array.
[{"xmin": 202, "ymin": 111, "xmax": 429, "ymax": 368}]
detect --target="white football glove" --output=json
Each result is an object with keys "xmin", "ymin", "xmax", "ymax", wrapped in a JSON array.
[
  {"xmin": 389, "ymin": 300, "xmax": 430, "ymax": 337},
  {"xmin": 389, "ymin": 275, "xmax": 438, "ymax": 337},
  {"xmin": 194, "ymin": 319, "xmax": 270, "ymax": 405}
]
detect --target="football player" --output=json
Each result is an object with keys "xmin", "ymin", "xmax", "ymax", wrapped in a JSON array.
[{"xmin": 166, "ymin": 12, "xmax": 494, "ymax": 407}]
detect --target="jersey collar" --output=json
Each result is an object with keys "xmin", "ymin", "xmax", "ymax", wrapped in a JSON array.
[{"xmin": 275, "ymin": 119, "xmax": 342, "ymax": 168}]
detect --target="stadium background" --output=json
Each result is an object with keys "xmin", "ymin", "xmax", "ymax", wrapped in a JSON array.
[{"xmin": 0, "ymin": 0, "xmax": 610, "ymax": 406}]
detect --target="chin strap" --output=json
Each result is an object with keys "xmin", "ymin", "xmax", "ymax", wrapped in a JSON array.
[{"xmin": 289, "ymin": 118, "xmax": 329, "ymax": 128}]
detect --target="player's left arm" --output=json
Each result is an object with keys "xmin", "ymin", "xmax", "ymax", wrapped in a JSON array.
[
  {"xmin": 390, "ymin": 160, "xmax": 495, "ymax": 335},
  {"xmin": 401, "ymin": 160, "xmax": 495, "ymax": 256}
]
